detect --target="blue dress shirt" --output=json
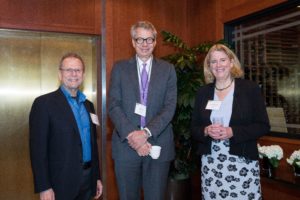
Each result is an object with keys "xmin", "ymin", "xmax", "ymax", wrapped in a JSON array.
[{"xmin": 60, "ymin": 86, "xmax": 92, "ymax": 162}]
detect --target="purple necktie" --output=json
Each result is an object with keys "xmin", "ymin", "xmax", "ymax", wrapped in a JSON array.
[
  {"xmin": 140, "ymin": 63, "xmax": 148, "ymax": 127},
  {"xmin": 141, "ymin": 63, "xmax": 148, "ymax": 96}
]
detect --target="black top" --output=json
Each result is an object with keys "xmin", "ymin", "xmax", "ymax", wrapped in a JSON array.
[{"xmin": 191, "ymin": 78, "xmax": 270, "ymax": 160}]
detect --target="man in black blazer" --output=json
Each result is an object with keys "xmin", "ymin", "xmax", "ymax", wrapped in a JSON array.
[
  {"xmin": 108, "ymin": 21, "xmax": 177, "ymax": 200},
  {"xmin": 29, "ymin": 53, "xmax": 102, "ymax": 200}
]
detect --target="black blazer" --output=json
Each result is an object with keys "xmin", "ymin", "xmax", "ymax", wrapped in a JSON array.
[
  {"xmin": 29, "ymin": 89, "xmax": 100, "ymax": 200},
  {"xmin": 191, "ymin": 78, "xmax": 270, "ymax": 160}
]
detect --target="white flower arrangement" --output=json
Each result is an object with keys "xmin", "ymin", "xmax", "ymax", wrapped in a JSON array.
[
  {"xmin": 258, "ymin": 144, "xmax": 284, "ymax": 168},
  {"xmin": 286, "ymin": 149, "xmax": 300, "ymax": 168}
]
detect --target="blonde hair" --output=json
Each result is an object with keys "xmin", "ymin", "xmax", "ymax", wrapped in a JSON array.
[
  {"xmin": 203, "ymin": 44, "xmax": 244, "ymax": 83},
  {"xmin": 130, "ymin": 21, "xmax": 157, "ymax": 39}
]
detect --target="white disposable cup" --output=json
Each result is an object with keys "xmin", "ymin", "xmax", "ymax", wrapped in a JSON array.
[
  {"xmin": 149, "ymin": 146, "xmax": 161, "ymax": 159},
  {"xmin": 212, "ymin": 117, "xmax": 224, "ymax": 125}
]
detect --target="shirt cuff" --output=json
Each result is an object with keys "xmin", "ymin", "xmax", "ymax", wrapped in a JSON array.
[{"xmin": 143, "ymin": 127, "xmax": 152, "ymax": 137}]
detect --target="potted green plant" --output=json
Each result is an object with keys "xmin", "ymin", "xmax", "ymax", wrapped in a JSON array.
[{"xmin": 161, "ymin": 31, "xmax": 225, "ymax": 199}]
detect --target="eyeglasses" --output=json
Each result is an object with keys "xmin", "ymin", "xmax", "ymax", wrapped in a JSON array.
[
  {"xmin": 134, "ymin": 37, "xmax": 155, "ymax": 44},
  {"xmin": 60, "ymin": 68, "xmax": 83, "ymax": 74}
]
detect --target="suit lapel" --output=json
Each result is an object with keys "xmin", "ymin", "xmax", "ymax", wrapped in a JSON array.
[
  {"xmin": 230, "ymin": 78, "xmax": 240, "ymax": 125},
  {"xmin": 84, "ymin": 101, "xmax": 97, "ymax": 152},
  {"xmin": 146, "ymin": 58, "xmax": 159, "ymax": 108},
  {"xmin": 128, "ymin": 57, "xmax": 141, "ymax": 103},
  {"xmin": 54, "ymin": 89, "xmax": 81, "ymax": 135},
  {"xmin": 204, "ymin": 85, "xmax": 214, "ymax": 121}
]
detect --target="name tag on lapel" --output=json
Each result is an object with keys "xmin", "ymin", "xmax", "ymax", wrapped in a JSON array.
[
  {"xmin": 205, "ymin": 100, "xmax": 222, "ymax": 110},
  {"xmin": 90, "ymin": 113, "xmax": 100, "ymax": 126}
]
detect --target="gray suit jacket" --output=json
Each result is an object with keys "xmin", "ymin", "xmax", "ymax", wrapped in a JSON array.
[{"xmin": 108, "ymin": 57, "xmax": 177, "ymax": 161}]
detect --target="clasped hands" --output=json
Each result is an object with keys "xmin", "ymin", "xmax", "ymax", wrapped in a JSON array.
[
  {"xmin": 127, "ymin": 130, "xmax": 151, "ymax": 156},
  {"xmin": 204, "ymin": 124, "xmax": 233, "ymax": 140}
]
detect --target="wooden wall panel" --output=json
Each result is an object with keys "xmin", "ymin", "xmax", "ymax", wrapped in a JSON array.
[
  {"xmin": 0, "ymin": 0, "xmax": 101, "ymax": 34},
  {"xmin": 187, "ymin": 0, "xmax": 287, "ymax": 45},
  {"xmin": 220, "ymin": 0, "xmax": 287, "ymax": 22},
  {"xmin": 106, "ymin": 0, "xmax": 188, "ymax": 65},
  {"xmin": 261, "ymin": 177, "xmax": 300, "ymax": 200},
  {"xmin": 187, "ymin": 0, "xmax": 219, "ymax": 46}
]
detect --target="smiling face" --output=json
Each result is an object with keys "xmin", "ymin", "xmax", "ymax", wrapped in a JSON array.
[
  {"xmin": 58, "ymin": 57, "xmax": 84, "ymax": 95},
  {"xmin": 132, "ymin": 27, "xmax": 156, "ymax": 62},
  {"xmin": 209, "ymin": 50, "xmax": 233, "ymax": 81}
]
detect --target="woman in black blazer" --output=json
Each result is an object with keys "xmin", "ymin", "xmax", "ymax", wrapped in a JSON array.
[{"xmin": 191, "ymin": 44, "xmax": 269, "ymax": 200}]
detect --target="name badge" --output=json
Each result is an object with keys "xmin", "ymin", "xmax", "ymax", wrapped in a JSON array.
[
  {"xmin": 135, "ymin": 103, "xmax": 147, "ymax": 117},
  {"xmin": 205, "ymin": 100, "xmax": 222, "ymax": 110},
  {"xmin": 90, "ymin": 113, "xmax": 100, "ymax": 126}
]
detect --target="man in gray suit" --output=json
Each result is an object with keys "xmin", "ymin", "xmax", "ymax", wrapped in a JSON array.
[{"xmin": 108, "ymin": 21, "xmax": 177, "ymax": 200}]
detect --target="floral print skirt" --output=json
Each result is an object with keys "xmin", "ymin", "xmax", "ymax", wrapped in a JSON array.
[{"xmin": 201, "ymin": 139, "xmax": 262, "ymax": 200}]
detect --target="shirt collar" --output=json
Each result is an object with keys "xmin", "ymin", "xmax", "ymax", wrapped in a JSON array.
[
  {"xmin": 136, "ymin": 56, "xmax": 153, "ymax": 67},
  {"xmin": 136, "ymin": 55, "xmax": 152, "ymax": 72},
  {"xmin": 60, "ymin": 85, "xmax": 86, "ymax": 103}
]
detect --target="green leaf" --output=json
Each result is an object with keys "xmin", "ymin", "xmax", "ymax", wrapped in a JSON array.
[
  {"xmin": 161, "ymin": 30, "xmax": 228, "ymax": 180},
  {"xmin": 269, "ymin": 157, "xmax": 280, "ymax": 168}
]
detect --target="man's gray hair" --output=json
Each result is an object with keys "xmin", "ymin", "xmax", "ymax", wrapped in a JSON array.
[{"xmin": 130, "ymin": 21, "xmax": 157, "ymax": 39}]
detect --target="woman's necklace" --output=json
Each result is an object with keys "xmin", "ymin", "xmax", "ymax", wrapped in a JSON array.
[{"xmin": 215, "ymin": 79, "xmax": 234, "ymax": 91}]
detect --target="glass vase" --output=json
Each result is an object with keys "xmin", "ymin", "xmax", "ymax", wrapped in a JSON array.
[
  {"xmin": 294, "ymin": 166, "xmax": 300, "ymax": 177},
  {"xmin": 261, "ymin": 157, "xmax": 276, "ymax": 178}
]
